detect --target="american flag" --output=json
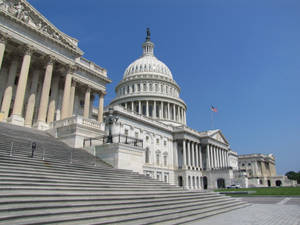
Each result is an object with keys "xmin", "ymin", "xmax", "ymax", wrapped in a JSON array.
[{"xmin": 211, "ymin": 106, "xmax": 217, "ymax": 113}]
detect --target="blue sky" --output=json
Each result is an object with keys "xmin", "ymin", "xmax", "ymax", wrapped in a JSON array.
[{"xmin": 28, "ymin": 0, "xmax": 300, "ymax": 174}]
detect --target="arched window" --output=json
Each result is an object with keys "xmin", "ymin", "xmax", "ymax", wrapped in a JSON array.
[{"xmin": 145, "ymin": 148, "xmax": 150, "ymax": 163}]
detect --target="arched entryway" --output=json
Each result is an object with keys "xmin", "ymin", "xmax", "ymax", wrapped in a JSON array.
[
  {"xmin": 217, "ymin": 178, "xmax": 225, "ymax": 189},
  {"xmin": 178, "ymin": 176, "xmax": 183, "ymax": 187},
  {"xmin": 203, "ymin": 176, "xmax": 208, "ymax": 190},
  {"xmin": 267, "ymin": 180, "xmax": 271, "ymax": 187},
  {"xmin": 276, "ymin": 180, "xmax": 282, "ymax": 187}
]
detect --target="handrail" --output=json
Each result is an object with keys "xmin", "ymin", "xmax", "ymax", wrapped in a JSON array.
[{"xmin": 83, "ymin": 134, "xmax": 144, "ymax": 148}]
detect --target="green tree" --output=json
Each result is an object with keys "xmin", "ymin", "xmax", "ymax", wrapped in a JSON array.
[{"xmin": 285, "ymin": 171, "xmax": 300, "ymax": 184}]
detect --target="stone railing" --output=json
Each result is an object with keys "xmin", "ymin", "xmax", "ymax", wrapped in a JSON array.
[
  {"xmin": 112, "ymin": 105, "xmax": 173, "ymax": 131},
  {"xmin": 77, "ymin": 57, "xmax": 107, "ymax": 77},
  {"xmin": 52, "ymin": 116, "xmax": 104, "ymax": 130}
]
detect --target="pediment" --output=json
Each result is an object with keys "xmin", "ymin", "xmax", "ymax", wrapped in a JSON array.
[
  {"xmin": 0, "ymin": 0, "xmax": 82, "ymax": 54},
  {"xmin": 210, "ymin": 130, "xmax": 229, "ymax": 145}
]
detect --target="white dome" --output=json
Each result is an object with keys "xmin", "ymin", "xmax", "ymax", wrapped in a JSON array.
[{"xmin": 123, "ymin": 55, "xmax": 173, "ymax": 79}]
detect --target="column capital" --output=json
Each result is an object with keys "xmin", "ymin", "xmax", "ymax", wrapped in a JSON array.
[
  {"xmin": 99, "ymin": 90, "xmax": 106, "ymax": 96},
  {"xmin": 45, "ymin": 55, "xmax": 56, "ymax": 66},
  {"xmin": 65, "ymin": 64, "xmax": 77, "ymax": 74},
  {"xmin": 22, "ymin": 45, "xmax": 35, "ymax": 56},
  {"xmin": 0, "ymin": 32, "xmax": 9, "ymax": 44},
  {"xmin": 71, "ymin": 79, "xmax": 77, "ymax": 87}
]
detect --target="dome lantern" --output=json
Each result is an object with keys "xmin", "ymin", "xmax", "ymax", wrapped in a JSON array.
[{"xmin": 142, "ymin": 28, "xmax": 154, "ymax": 56}]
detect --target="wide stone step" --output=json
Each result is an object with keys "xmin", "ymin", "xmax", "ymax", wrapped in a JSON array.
[
  {"xmin": 0, "ymin": 156, "xmax": 141, "ymax": 176},
  {"xmin": 0, "ymin": 194, "xmax": 227, "ymax": 211},
  {"xmin": 0, "ymin": 181, "xmax": 180, "ymax": 191},
  {"xmin": 121, "ymin": 202, "xmax": 250, "ymax": 225},
  {"xmin": 0, "ymin": 191, "xmax": 218, "ymax": 202},
  {"xmin": 0, "ymin": 176, "xmax": 176, "ymax": 188},
  {"xmin": 158, "ymin": 203, "xmax": 251, "ymax": 225},
  {"xmin": 0, "ymin": 197, "xmax": 232, "ymax": 220},
  {"xmin": 0, "ymin": 165, "xmax": 166, "ymax": 185},
  {"xmin": 0, "ymin": 159, "xmax": 142, "ymax": 178},
  {"xmin": 0, "ymin": 199, "xmax": 242, "ymax": 225}
]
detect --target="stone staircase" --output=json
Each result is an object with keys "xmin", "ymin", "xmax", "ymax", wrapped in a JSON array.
[{"xmin": 0, "ymin": 122, "xmax": 249, "ymax": 225}]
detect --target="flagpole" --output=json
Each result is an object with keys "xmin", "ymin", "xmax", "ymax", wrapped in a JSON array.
[{"xmin": 210, "ymin": 110, "xmax": 214, "ymax": 130}]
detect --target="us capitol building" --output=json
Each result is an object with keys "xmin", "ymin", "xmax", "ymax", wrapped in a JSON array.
[{"xmin": 0, "ymin": 0, "xmax": 295, "ymax": 189}]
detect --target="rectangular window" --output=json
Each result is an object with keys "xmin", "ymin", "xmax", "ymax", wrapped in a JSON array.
[
  {"xmin": 164, "ymin": 155, "xmax": 167, "ymax": 166},
  {"xmin": 156, "ymin": 154, "xmax": 160, "ymax": 165},
  {"xmin": 125, "ymin": 129, "xmax": 129, "ymax": 136}
]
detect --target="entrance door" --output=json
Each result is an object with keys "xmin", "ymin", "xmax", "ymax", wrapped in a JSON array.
[
  {"xmin": 217, "ymin": 178, "xmax": 225, "ymax": 189},
  {"xmin": 178, "ymin": 176, "xmax": 183, "ymax": 187},
  {"xmin": 276, "ymin": 180, "xmax": 282, "ymax": 187},
  {"xmin": 267, "ymin": 180, "xmax": 271, "ymax": 187},
  {"xmin": 203, "ymin": 176, "xmax": 208, "ymax": 190}
]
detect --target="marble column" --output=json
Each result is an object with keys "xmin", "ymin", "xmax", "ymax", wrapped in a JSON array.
[
  {"xmin": 167, "ymin": 102, "xmax": 170, "ymax": 120},
  {"xmin": 159, "ymin": 102, "xmax": 163, "ymax": 119},
  {"xmin": 37, "ymin": 57, "xmax": 54, "ymax": 125},
  {"xmin": 125, "ymin": 102, "xmax": 128, "ymax": 109},
  {"xmin": 98, "ymin": 92, "xmax": 104, "ymax": 123},
  {"xmin": 138, "ymin": 101, "xmax": 141, "ymax": 114},
  {"xmin": 1, "ymin": 58, "xmax": 19, "ymax": 119},
  {"xmin": 226, "ymin": 151, "xmax": 229, "ymax": 167},
  {"xmin": 146, "ymin": 100, "xmax": 149, "ymax": 116},
  {"xmin": 214, "ymin": 147, "xmax": 218, "ymax": 168},
  {"xmin": 182, "ymin": 140, "xmax": 186, "ymax": 168},
  {"xmin": 181, "ymin": 108, "xmax": 184, "ymax": 123},
  {"xmin": 11, "ymin": 47, "xmax": 33, "ymax": 125},
  {"xmin": 173, "ymin": 104, "xmax": 176, "ymax": 121},
  {"xmin": 0, "ymin": 34, "xmax": 7, "ymax": 71},
  {"xmin": 83, "ymin": 86, "xmax": 91, "ymax": 118},
  {"xmin": 206, "ymin": 145, "xmax": 211, "ymax": 170},
  {"xmin": 153, "ymin": 101, "xmax": 156, "ymax": 118},
  {"xmin": 0, "ymin": 68, "xmax": 8, "ymax": 110},
  {"xmin": 224, "ymin": 151, "xmax": 227, "ymax": 168},
  {"xmin": 131, "ymin": 101, "xmax": 134, "ymax": 111},
  {"xmin": 199, "ymin": 145, "xmax": 203, "ymax": 169},
  {"xmin": 211, "ymin": 146, "xmax": 215, "ymax": 169},
  {"xmin": 195, "ymin": 143, "xmax": 199, "ymax": 169},
  {"xmin": 61, "ymin": 68, "xmax": 72, "ymax": 119},
  {"xmin": 24, "ymin": 70, "xmax": 40, "ymax": 127},
  {"xmin": 221, "ymin": 149, "xmax": 225, "ymax": 168},
  {"xmin": 68, "ymin": 80, "xmax": 76, "ymax": 117},
  {"xmin": 215, "ymin": 147, "xmax": 219, "ymax": 168},
  {"xmin": 191, "ymin": 142, "xmax": 195, "ymax": 168},
  {"xmin": 187, "ymin": 140, "xmax": 191, "ymax": 168},
  {"xmin": 47, "ymin": 75, "xmax": 60, "ymax": 124}
]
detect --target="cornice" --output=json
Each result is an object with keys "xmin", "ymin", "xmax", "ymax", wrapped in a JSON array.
[{"xmin": 0, "ymin": 1, "xmax": 83, "ymax": 56}]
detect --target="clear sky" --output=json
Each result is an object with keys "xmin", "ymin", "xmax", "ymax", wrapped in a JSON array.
[{"xmin": 28, "ymin": 0, "xmax": 300, "ymax": 175}]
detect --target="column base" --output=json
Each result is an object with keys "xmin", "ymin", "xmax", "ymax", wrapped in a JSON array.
[
  {"xmin": 33, "ymin": 121, "xmax": 49, "ymax": 130},
  {"xmin": 8, "ymin": 115, "xmax": 24, "ymax": 126}
]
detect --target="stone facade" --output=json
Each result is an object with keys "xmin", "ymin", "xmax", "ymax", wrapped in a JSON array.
[
  {"xmin": 0, "ymin": 1, "xmax": 294, "ymax": 191},
  {"xmin": 238, "ymin": 154, "xmax": 296, "ymax": 187},
  {"xmin": 0, "ymin": 0, "xmax": 111, "ymax": 147}
]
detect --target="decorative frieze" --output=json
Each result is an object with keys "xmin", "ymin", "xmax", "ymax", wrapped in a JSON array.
[{"xmin": 0, "ymin": 0, "xmax": 78, "ymax": 52}]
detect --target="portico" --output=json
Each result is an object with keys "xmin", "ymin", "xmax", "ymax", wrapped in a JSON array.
[{"xmin": 0, "ymin": 0, "xmax": 111, "ymax": 147}]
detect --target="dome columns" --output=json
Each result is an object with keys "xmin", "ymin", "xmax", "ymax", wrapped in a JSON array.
[{"xmin": 119, "ymin": 99, "xmax": 186, "ymax": 125}]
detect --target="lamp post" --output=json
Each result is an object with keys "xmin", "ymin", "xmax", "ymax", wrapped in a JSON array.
[{"xmin": 105, "ymin": 108, "xmax": 119, "ymax": 143}]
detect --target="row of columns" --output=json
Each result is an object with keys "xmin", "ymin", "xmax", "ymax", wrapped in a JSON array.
[
  {"xmin": 0, "ymin": 37, "xmax": 105, "ymax": 126},
  {"xmin": 205, "ymin": 144, "xmax": 229, "ymax": 170},
  {"xmin": 182, "ymin": 140, "xmax": 203, "ymax": 170},
  {"xmin": 123, "ymin": 100, "xmax": 187, "ymax": 124},
  {"xmin": 119, "ymin": 82, "xmax": 178, "ymax": 98}
]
